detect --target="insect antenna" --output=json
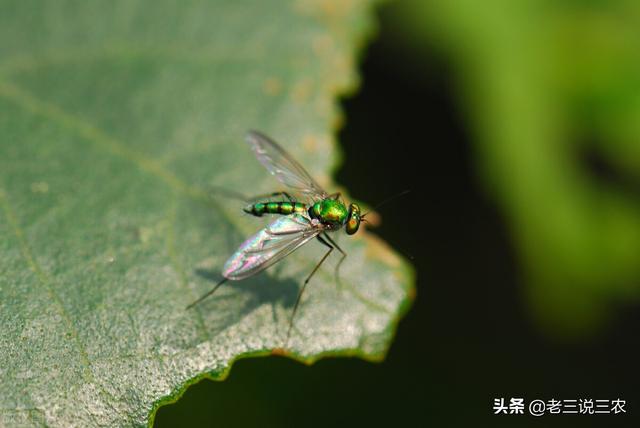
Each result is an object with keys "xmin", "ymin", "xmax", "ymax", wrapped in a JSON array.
[
  {"xmin": 186, "ymin": 277, "xmax": 229, "ymax": 310},
  {"xmin": 361, "ymin": 189, "xmax": 411, "ymax": 218}
]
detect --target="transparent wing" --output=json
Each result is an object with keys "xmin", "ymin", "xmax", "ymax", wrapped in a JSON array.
[
  {"xmin": 223, "ymin": 213, "xmax": 322, "ymax": 280},
  {"xmin": 246, "ymin": 130, "xmax": 328, "ymax": 201}
]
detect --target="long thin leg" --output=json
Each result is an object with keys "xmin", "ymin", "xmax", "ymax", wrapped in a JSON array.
[
  {"xmin": 247, "ymin": 191, "xmax": 295, "ymax": 203},
  {"xmin": 209, "ymin": 186, "xmax": 295, "ymax": 203},
  {"xmin": 322, "ymin": 232, "xmax": 346, "ymax": 289},
  {"xmin": 186, "ymin": 277, "xmax": 229, "ymax": 310},
  {"xmin": 286, "ymin": 235, "xmax": 334, "ymax": 343}
]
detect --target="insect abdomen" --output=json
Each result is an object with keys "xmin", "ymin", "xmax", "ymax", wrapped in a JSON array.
[{"xmin": 244, "ymin": 202, "xmax": 307, "ymax": 217}]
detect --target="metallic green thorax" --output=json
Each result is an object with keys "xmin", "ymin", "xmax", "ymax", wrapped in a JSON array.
[{"xmin": 311, "ymin": 199, "xmax": 348, "ymax": 225}]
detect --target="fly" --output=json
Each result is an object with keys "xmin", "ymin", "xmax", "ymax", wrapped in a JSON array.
[{"xmin": 188, "ymin": 130, "xmax": 402, "ymax": 343}]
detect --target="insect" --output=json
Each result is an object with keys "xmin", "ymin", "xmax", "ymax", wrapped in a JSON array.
[{"xmin": 188, "ymin": 130, "xmax": 378, "ymax": 342}]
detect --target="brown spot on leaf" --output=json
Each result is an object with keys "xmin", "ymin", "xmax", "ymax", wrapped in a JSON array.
[
  {"xmin": 291, "ymin": 79, "xmax": 313, "ymax": 104},
  {"xmin": 271, "ymin": 347, "xmax": 289, "ymax": 357},
  {"xmin": 263, "ymin": 77, "xmax": 282, "ymax": 96},
  {"xmin": 302, "ymin": 134, "xmax": 319, "ymax": 152}
]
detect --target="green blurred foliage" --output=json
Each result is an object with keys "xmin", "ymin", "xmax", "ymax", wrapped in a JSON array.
[{"xmin": 393, "ymin": 0, "xmax": 640, "ymax": 336}]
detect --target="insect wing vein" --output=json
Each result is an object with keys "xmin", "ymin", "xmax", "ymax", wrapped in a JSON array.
[
  {"xmin": 223, "ymin": 214, "xmax": 321, "ymax": 280},
  {"xmin": 246, "ymin": 130, "xmax": 328, "ymax": 201}
]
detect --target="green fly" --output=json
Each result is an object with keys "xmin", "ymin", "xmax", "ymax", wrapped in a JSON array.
[{"xmin": 188, "ymin": 130, "xmax": 375, "ymax": 341}]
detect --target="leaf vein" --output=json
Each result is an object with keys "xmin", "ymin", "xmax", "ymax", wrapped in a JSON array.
[
  {"xmin": 0, "ymin": 188, "xmax": 113, "ymax": 421},
  {"xmin": 165, "ymin": 194, "xmax": 212, "ymax": 342}
]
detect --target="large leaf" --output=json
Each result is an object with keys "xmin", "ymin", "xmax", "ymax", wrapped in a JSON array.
[{"xmin": 0, "ymin": 1, "xmax": 413, "ymax": 426}]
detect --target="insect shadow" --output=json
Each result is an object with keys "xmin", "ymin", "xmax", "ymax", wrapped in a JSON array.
[{"xmin": 193, "ymin": 266, "xmax": 300, "ymax": 337}]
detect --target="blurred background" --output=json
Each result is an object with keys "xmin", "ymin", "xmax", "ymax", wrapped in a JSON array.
[{"xmin": 156, "ymin": 1, "xmax": 640, "ymax": 427}]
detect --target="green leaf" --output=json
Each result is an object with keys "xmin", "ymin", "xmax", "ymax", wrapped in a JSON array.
[{"xmin": 0, "ymin": 1, "xmax": 414, "ymax": 426}]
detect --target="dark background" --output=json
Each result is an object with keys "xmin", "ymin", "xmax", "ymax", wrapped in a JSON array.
[{"xmin": 156, "ymin": 4, "xmax": 640, "ymax": 427}]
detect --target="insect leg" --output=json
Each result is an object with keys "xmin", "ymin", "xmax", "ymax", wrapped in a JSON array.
[
  {"xmin": 208, "ymin": 185, "xmax": 250, "ymax": 202},
  {"xmin": 327, "ymin": 192, "xmax": 341, "ymax": 200},
  {"xmin": 247, "ymin": 191, "xmax": 295, "ymax": 202},
  {"xmin": 186, "ymin": 277, "xmax": 229, "ymax": 310},
  {"xmin": 209, "ymin": 186, "xmax": 295, "ymax": 203},
  {"xmin": 322, "ymin": 232, "xmax": 346, "ymax": 290},
  {"xmin": 286, "ymin": 235, "xmax": 334, "ymax": 343}
]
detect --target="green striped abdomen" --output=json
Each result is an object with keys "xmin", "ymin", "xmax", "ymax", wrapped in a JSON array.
[{"xmin": 244, "ymin": 201, "xmax": 307, "ymax": 217}]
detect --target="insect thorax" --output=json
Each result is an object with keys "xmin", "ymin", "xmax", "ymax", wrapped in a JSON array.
[{"xmin": 310, "ymin": 199, "xmax": 348, "ymax": 226}]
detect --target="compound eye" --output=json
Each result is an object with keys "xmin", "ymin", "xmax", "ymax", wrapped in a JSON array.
[
  {"xmin": 346, "ymin": 204, "xmax": 361, "ymax": 235},
  {"xmin": 346, "ymin": 218, "xmax": 360, "ymax": 235}
]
